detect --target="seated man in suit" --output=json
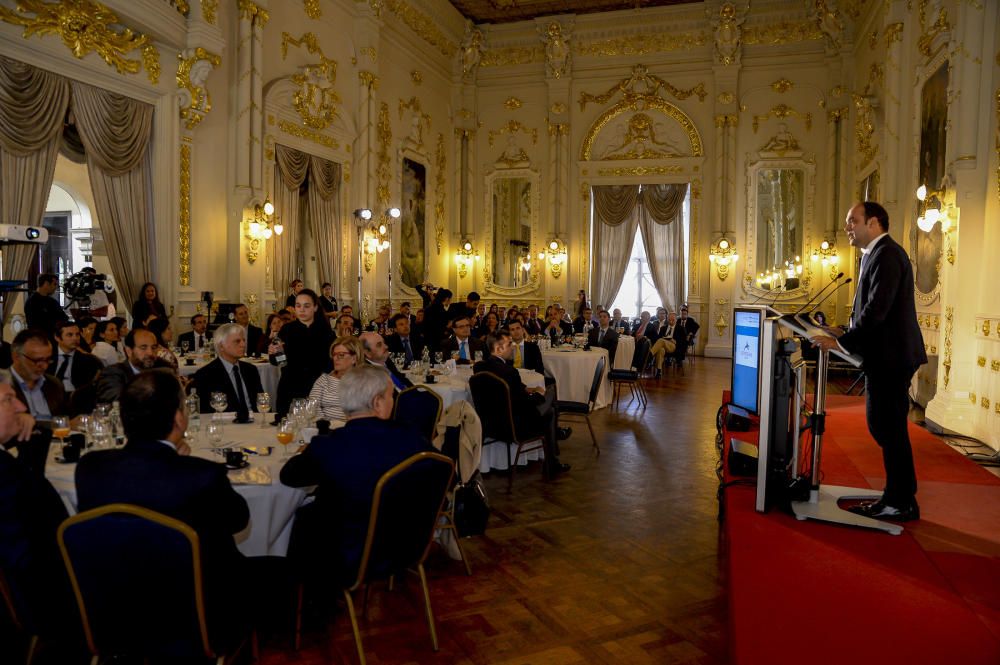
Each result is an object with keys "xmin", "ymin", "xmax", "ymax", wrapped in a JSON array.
[
  {"xmin": 192, "ymin": 323, "xmax": 264, "ymax": 417},
  {"xmin": 9, "ymin": 329, "xmax": 68, "ymax": 423},
  {"xmin": 632, "ymin": 311, "xmax": 653, "ymax": 339},
  {"xmin": 649, "ymin": 311, "xmax": 687, "ymax": 376},
  {"xmin": 177, "ymin": 313, "xmax": 212, "ymax": 354},
  {"xmin": 280, "ymin": 365, "xmax": 432, "ymax": 586},
  {"xmin": 588, "ymin": 310, "xmax": 620, "ymax": 365},
  {"xmin": 542, "ymin": 307, "xmax": 574, "ymax": 342},
  {"xmin": 572, "ymin": 307, "xmax": 596, "ymax": 334},
  {"xmin": 49, "ymin": 320, "xmax": 102, "ymax": 397},
  {"xmin": 0, "ymin": 369, "xmax": 78, "ymax": 643},
  {"xmin": 508, "ymin": 320, "xmax": 545, "ymax": 374},
  {"xmin": 360, "ymin": 331, "xmax": 412, "ymax": 391},
  {"xmin": 676, "ymin": 305, "xmax": 700, "ymax": 356},
  {"xmin": 94, "ymin": 328, "xmax": 172, "ymax": 404},
  {"xmin": 523, "ymin": 304, "xmax": 544, "ymax": 336},
  {"xmin": 439, "ymin": 315, "xmax": 485, "ymax": 364},
  {"xmin": 474, "ymin": 332, "xmax": 570, "ymax": 479},
  {"xmin": 385, "ymin": 313, "xmax": 424, "ymax": 366},
  {"xmin": 233, "ymin": 304, "xmax": 264, "ymax": 357},
  {"xmin": 75, "ymin": 369, "xmax": 251, "ymax": 639},
  {"xmin": 610, "ymin": 309, "xmax": 632, "ymax": 335}
]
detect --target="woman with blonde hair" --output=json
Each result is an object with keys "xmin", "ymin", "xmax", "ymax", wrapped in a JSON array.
[{"xmin": 308, "ymin": 335, "xmax": 365, "ymax": 423}]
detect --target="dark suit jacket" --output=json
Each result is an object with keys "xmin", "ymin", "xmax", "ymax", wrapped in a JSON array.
[
  {"xmin": 11, "ymin": 373, "xmax": 68, "ymax": 420},
  {"xmin": 523, "ymin": 317, "xmax": 544, "ymax": 336},
  {"xmin": 94, "ymin": 359, "xmax": 173, "ymax": 404},
  {"xmin": 24, "ymin": 292, "xmax": 68, "ymax": 334},
  {"xmin": 543, "ymin": 321, "xmax": 573, "ymax": 340},
  {"xmin": 192, "ymin": 358, "xmax": 264, "ymax": 414},
  {"xmin": 588, "ymin": 327, "xmax": 620, "ymax": 364},
  {"xmin": 839, "ymin": 235, "xmax": 927, "ymax": 371},
  {"xmin": 439, "ymin": 336, "xmax": 485, "ymax": 364},
  {"xmin": 572, "ymin": 317, "xmax": 597, "ymax": 334},
  {"xmin": 0, "ymin": 447, "xmax": 74, "ymax": 635},
  {"xmin": 647, "ymin": 322, "xmax": 688, "ymax": 357},
  {"xmin": 47, "ymin": 349, "xmax": 102, "ymax": 392},
  {"xmin": 177, "ymin": 329, "xmax": 213, "ymax": 353},
  {"xmin": 677, "ymin": 316, "xmax": 700, "ymax": 342},
  {"xmin": 473, "ymin": 354, "xmax": 545, "ymax": 439},
  {"xmin": 279, "ymin": 417, "xmax": 432, "ymax": 582},
  {"xmin": 512, "ymin": 340, "xmax": 545, "ymax": 374},
  {"xmin": 386, "ymin": 333, "xmax": 425, "ymax": 360},
  {"xmin": 365, "ymin": 358, "xmax": 413, "ymax": 390}
]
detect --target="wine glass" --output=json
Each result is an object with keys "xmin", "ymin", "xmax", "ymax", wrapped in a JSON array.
[
  {"xmin": 52, "ymin": 416, "xmax": 70, "ymax": 445},
  {"xmin": 206, "ymin": 420, "xmax": 224, "ymax": 447},
  {"xmin": 256, "ymin": 392, "xmax": 271, "ymax": 428},
  {"xmin": 181, "ymin": 339, "xmax": 190, "ymax": 356},
  {"xmin": 276, "ymin": 418, "xmax": 296, "ymax": 459},
  {"xmin": 210, "ymin": 392, "xmax": 228, "ymax": 416}
]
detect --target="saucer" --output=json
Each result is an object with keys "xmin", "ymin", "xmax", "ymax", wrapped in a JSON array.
[
  {"xmin": 54, "ymin": 455, "xmax": 78, "ymax": 464},
  {"xmin": 225, "ymin": 460, "xmax": 250, "ymax": 470}
]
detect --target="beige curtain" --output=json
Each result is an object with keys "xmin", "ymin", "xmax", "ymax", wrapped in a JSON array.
[
  {"xmin": 591, "ymin": 185, "xmax": 641, "ymax": 310},
  {"xmin": 271, "ymin": 145, "xmax": 309, "ymax": 294},
  {"xmin": 70, "ymin": 81, "xmax": 154, "ymax": 311},
  {"xmin": 0, "ymin": 56, "xmax": 71, "ymax": 323},
  {"xmin": 639, "ymin": 184, "xmax": 687, "ymax": 312},
  {"xmin": 307, "ymin": 154, "xmax": 341, "ymax": 291}
]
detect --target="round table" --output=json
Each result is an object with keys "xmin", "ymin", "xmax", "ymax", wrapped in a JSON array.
[
  {"xmin": 44, "ymin": 419, "xmax": 318, "ymax": 558},
  {"xmin": 410, "ymin": 365, "xmax": 545, "ymax": 409},
  {"xmin": 614, "ymin": 335, "xmax": 635, "ymax": 370},
  {"xmin": 541, "ymin": 346, "xmax": 612, "ymax": 409},
  {"xmin": 179, "ymin": 356, "xmax": 281, "ymax": 403}
]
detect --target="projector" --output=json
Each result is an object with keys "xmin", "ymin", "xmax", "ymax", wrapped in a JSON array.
[{"xmin": 0, "ymin": 225, "xmax": 48, "ymax": 244}]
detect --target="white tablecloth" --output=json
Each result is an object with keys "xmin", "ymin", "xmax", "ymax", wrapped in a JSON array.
[
  {"xmin": 179, "ymin": 356, "xmax": 281, "ymax": 403},
  {"xmin": 411, "ymin": 365, "xmax": 545, "ymax": 409},
  {"xmin": 614, "ymin": 335, "xmax": 635, "ymax": 371},
  {"xmin": 44, "ymin": 420, "xmax": 314, "ymax": 557},
  {"xmin": 541, "ymin": 347, "xmax": 612, "ymax": 409}
]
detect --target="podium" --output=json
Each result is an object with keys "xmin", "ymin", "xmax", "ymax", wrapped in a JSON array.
[{"xmin": 776, "ymin": 314, "xmax": 903, "ymax": 536}]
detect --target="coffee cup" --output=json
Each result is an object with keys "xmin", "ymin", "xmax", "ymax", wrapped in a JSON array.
[
  {"xmin": 61, "ymin": 442, "xmax": 81, "ymax": 463},
  {"xmin": 185, "ymin": 357, "xmax": 196, "ymax": 366},
  {"xmin": 224, "ymin": 449, "xmax": 247, "ymax": 467},
  {"xmin": 424, "ymin": 374, "xmax": 436, "ymax": 383}
]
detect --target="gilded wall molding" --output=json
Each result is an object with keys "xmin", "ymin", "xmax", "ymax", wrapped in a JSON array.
[
  {"xmin": 504, "ymin": 97, "xmax": 522, "ymax": 111},
  {"xmin": 884, "ymin": 22, "xmax": 903, "ymax": 45},
  {"xmin": 942, "ymin": 305, "xmax": 953, "ymax": 387},
  {"xmin": 304, "ymin": 0, "xmax": 320, "ymax": 19},
  {"xmin": 751, "ymin": 104, "xmax": 812, "ymax": 133},
  {"xmin": 0, "ymin": 0, "xmax": 161, "ymax": 84},
  {"xmin": 434, "ymin": 132, "xmax": 445, "ymax": 255},
  {"xmin": 384, "ymin": 0, "xmax": 456, "ymax": 57},
  {"xmin": 410, "ymin": 69, "xmax": 422, "ymax": 85},
  {"xmin": 575, "ymin": 29, "xmax": 708, "ymax": 57},
  {"xmin": 581, "ymin": 95, "xmax": 703, "ymax": 160},
  {"xmin": 278, "ymin": 119, "xmax": 337, "ymax": 149},
  {"xmin": 398, "ymin": 96, "xmax": 430, "ymax": 149},
  {"xmin": 480, "ymin": 45, "xmax": 542, "ymax": 67},
  {"xmin": 238, "ymin": 0, "xmax": 269, "ymax": 24},
  {"xmin": 176, "ymin": 47, "xmax": 221, "ymax": 130},
  {"xmin": 771, "ymin": 78, "xmax": 794, "ymax": 93},
  {"xmin": 358, "ymin": 70, "xmax": 379, "ymax": 90},
  {"xmin": 488, "ymin": 120, "xmax": 537, "ymax": 147},
  {"xmin": 201, "ymin": 0, "xmax": 217, "ymax": 24},
  {"xmin": 178, "ymin": 141, "xmax": 191, "ymax": 286},
  {"xmin": 742, "ymin": 19, "xmax": 823, "ymax": 44},
  {"xmin": 376, "ymin": 102, "xmax": 392, "ymax": 207},
  {"xmin": 596, "ymin": 165, "xmax": 683, "ymax": 177},
  {"xmin": 281, "ymin": 32, "xmax": 341, "ymax": 130},
  {"xmin": 578, "ymin": 64, "xmax": 707, "ymax": 111}
]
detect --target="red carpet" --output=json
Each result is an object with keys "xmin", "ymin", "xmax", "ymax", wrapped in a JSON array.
[{"xmin": 722, "ymin": 394, "xmax": 1000, "ymax": 665}]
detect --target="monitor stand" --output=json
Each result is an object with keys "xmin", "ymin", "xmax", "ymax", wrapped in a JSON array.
[{"xmin": 788, "ymin": 347, "xmax": 903, "ymax": 536}]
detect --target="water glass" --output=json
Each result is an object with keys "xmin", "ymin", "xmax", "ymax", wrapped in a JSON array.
[
  {"xmin": 256, "ymin": 392, "xmax": 271, "ymax": 428},
  {"xmin": 206, "ymin": 420, "xmax": 224, "ymax": 446},
  {"xmin": 181, "ymin": 339, "xmax": 190, "ymax": 355}
]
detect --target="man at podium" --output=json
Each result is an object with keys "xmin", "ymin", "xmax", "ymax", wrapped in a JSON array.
[{"xmin": 811, "ymin": 202, "xmax": 927, "ymax": 522}]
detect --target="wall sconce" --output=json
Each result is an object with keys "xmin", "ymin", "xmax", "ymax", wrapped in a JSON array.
[
  {"xmin": 454, "ymin": 238, "xmax": 480, "ymax": 278},
  {"xmin": 708, "ymin": 236, "xmax": 738, "ymax": 281},
  {"xmin": 811, "ymin": 239, "xmax": 839, "ymax": 279},
  {"xmin": 915, "ymin": 185, "xmax": 955, "ymax": 264},
  {"xmin": 537, "ymin": 238, "xmax": 567, "ymax": 278},
  {"xmin": 244, "ymin": 197, "xmax": 281, "ymax": 264}
]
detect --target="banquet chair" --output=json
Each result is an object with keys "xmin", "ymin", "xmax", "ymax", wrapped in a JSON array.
[
  {"xmin": 436, "ymin": 425, "xmax": 473, "ymax": 575},
  {"xmin": 609, "ymin": 337, "xmax": 651, "ymax": 410},
  {"xmin": 57, "ymin": 503, "xmax": 255, "ymax": 665},
  {"xmin": 468, "ymin": 371, "xmax": 546, "ymax": 490},
  {"xmin": 556, "ymin": 355, "xmax": 606, "ymax": 454},
  {"xmin": 0, "ymin": 568, "xmax": 39, "ymax": 665},
  {"xmin": 330, "ymin": 452, "xmax": 454, "ymax": 665},
  {"xmin": 392, "ymin": 385, "xmax": 443, "ymax": 443}
]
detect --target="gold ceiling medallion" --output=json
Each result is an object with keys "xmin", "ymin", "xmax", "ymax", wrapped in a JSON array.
[
  {"xmin": 434, "ymin": 133, "xmax": 446, "ymax": 255},
  {"xmin": 488, "ymin": 120, "xmax": 537, "ymax": 147},
  {"xmin": 578, "ymin": 64, "xmax": 706, "ymax": 111},
  {"xmin": 304, "ymin": 0, "xmax": 321, "ymax": 19},
  {"xmin": 176, "ymin": 47, "xmax": 221, "ymax": 130},
  {"xmin": 771, "ymin": 78, "xmax": 793, "ymax": 94},
  {"xmin": 504, "ymin": 97, "xmax": 523, "ymax": 111},
  {"xmin": 281, "ymin": 32, "xmax": 341, "ymax": 130},
  {"xmin": 752, "ymin": 104, "xmax": 812, "ymax": 133},
  {"xmin": 201, "ymin": 0, "xmax": 217, "ymax": 24},
  {"xmin": 0, "ymin": 0, "xmax": 161, "ymax": 84}
]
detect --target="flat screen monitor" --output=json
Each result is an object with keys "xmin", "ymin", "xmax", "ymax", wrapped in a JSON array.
[{"xmin": 731, "ymin": 307, "xmax": 764, "ymax": 414}]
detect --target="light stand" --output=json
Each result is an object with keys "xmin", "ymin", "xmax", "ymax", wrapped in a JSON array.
[{"xmin": 353, "ymin": 209, "xmax": 372, "ymax": 317}]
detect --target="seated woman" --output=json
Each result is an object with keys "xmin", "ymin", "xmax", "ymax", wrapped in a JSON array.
[
  {"xmin": 77, "ymin": 316, "xmax": 97, "ymax": 353},
  {"xmin": 308, "ymin": 335, "xmax": 364, "ymax": 424},
  {"xmin": 146, "ymin": 317, "xmax": 179, "ymax": 369},
  {"xmin": 257, "ymin": 312, "xmax": 284, "ymax": 356},
  {"xmin": 131, "ymin": 282, "xmax": 167, "ymax": 325},
  {"xmin": 91, "ymin": 320, "xmax": 125, "ymax": 366},
  {"xmin": 475, "ymin": 311, "xmax": 501, "ymax": 339}
]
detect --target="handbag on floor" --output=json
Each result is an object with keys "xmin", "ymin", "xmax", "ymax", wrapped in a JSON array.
[{"xmin": 453, "ymin": 471, "xmax": 490, "ymax": 537}]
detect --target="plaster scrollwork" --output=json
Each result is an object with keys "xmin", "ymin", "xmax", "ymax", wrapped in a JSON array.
[
  {"xmin": 598, "ymin": 112, "xmax": 687, "ymax": 160},
  {"xmin": 852, "ymin": 93, "xmax": 878, "ymax": 170},
  {"xmin": 398, "ymin": 96, "xmax": 430, "ymax": 150},
  {"xmin": 709, "ymin": 1, "xmax": 747, "ymax": 66},
  {"xmin": 759, "ymin": 123, "xmax": 801, "ymax": 156},
  {"xmin": 813, "ymin": 0, "xmax": 845, "ymax": 51},
  {"xmin": 496, "ymin": 134, "xmax": 529, "ymax": 167},
  {"xmin": 540, "ymin": 20, "xmax": 570, "ymax": 79},
  {"xmin": 434, "ymin": 133, "xmax": 446, "ymax": 255},
  {"xmin": 281, "ymin": 32, "xmax": 341, "ymax": 130},
  {"xmin": 177, "ymin": 47, "xmax": 221, "ymax": 131},
  {"xmin": 460, "ymin": 22, "xmax": 484, "ymax": 81},
  {"xmin": 579, "ymin": 64, "xmax": 707, "ymax": 111},
  {"xmin": 488, "ymin": 120, "xmax": 538, "ymax": 147}
]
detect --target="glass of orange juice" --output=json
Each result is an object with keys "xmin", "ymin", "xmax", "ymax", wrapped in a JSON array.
[
  {"xmin": 53, "ymin": 416, "xmax": 71, "ymax": 444},
  {"xmin": 276, "ymin": 418, "xmax": 296, "ymax": 458}
]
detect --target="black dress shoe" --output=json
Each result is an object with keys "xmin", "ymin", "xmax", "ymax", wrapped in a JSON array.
[
  {"xmin": 557, "ymin": 427, "xmax": 572, "ymax": 440},
  {"xmin": 848, "ymin": 500, "xmax": 920, "ymax": 522},
  {"xmin": 547, "ymin": 462, "xmax": 570, "ymax": 476}
]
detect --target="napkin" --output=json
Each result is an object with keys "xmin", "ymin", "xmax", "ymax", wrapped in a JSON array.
[{"xmin": 227, "ymin": 464, "xmax": 272, "ymax": 485}]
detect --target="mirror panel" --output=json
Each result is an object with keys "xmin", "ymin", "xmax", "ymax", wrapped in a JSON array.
[{"xmin": 484, "ymin": 167, "xmax": 539, "ymax": 296}]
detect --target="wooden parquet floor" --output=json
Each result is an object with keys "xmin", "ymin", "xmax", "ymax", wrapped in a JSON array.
[{"xmin": 262, "ymin": 358, "xmax": 731, "ymax": 665}]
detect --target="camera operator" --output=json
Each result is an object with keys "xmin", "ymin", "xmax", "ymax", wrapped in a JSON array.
[{"xmin": 24, "ymin": 274, "xmax": 68, "ymax": 336}]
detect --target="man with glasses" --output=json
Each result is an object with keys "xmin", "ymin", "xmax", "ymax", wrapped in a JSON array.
[
  {"xmin": 9, "ymin": 329, "xmax": 67, "ymax": 422},
  {"xmin": 439, "ymin": 315, "xmax": 485, "ymax": 365}
]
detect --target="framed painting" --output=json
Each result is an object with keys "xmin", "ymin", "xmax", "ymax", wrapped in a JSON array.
[{"xmin": 400, "ymin": 157, "xmax": 426, "ymax": 288}]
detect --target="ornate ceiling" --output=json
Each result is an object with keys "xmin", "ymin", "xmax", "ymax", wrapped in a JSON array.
[{"xmin": 448, "ymin": 0, "xmax": 699, "ymax": 25}]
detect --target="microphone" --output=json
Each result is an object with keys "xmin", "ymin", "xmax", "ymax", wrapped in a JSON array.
[
  {"xmin": 792, "ymin": 272, "xmax": 845, "ymax": 315},
  {"xmin": 807, "ymin": 277, "xmax": 851, "ymax": 318}
]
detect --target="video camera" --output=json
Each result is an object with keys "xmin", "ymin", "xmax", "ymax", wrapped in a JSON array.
[{"xmin": 64, "ymin": 270, "xmax": 114, "ymax": 312}]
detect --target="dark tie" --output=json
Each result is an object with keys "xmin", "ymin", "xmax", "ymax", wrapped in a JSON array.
[
  {"xmin": 56, "ymin": 354, "xmax": 70, "ymax": 379},
  {"xmin": 598, "ymin": 329, "xmax": 605, "ymax": 343},
  {"xmin": 197, "ymin": 334, "xmax": 204, "ymax": 350},
  {"xmin": 402, "ymin": 337, "xmax": 413, "ymax": 363},
  {"xmin": 232, "ymin": 365, "xmax": 248, "ymax": 411}
]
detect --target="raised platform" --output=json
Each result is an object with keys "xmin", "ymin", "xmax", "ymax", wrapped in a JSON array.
[{"xmin": 722, "ymin": 394, "xmax": 1000, "ymax": 665}]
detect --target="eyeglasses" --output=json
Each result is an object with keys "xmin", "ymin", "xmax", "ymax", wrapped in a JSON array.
[
  {"xmin": 454, "ymin": 323, "xmax": 470, "ymax": 328},
  {"xmin": 18, "ymin": 353, "xmax": 51, "ymax": 366},
  {"xmin": 332, "ymin": 351, "xmax": 355, "ymax": 359}
]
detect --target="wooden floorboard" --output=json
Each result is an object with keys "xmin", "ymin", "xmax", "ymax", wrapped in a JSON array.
[{"xmin": 263, "ymin": 357, "xmax": 733, "ymax": 665}]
